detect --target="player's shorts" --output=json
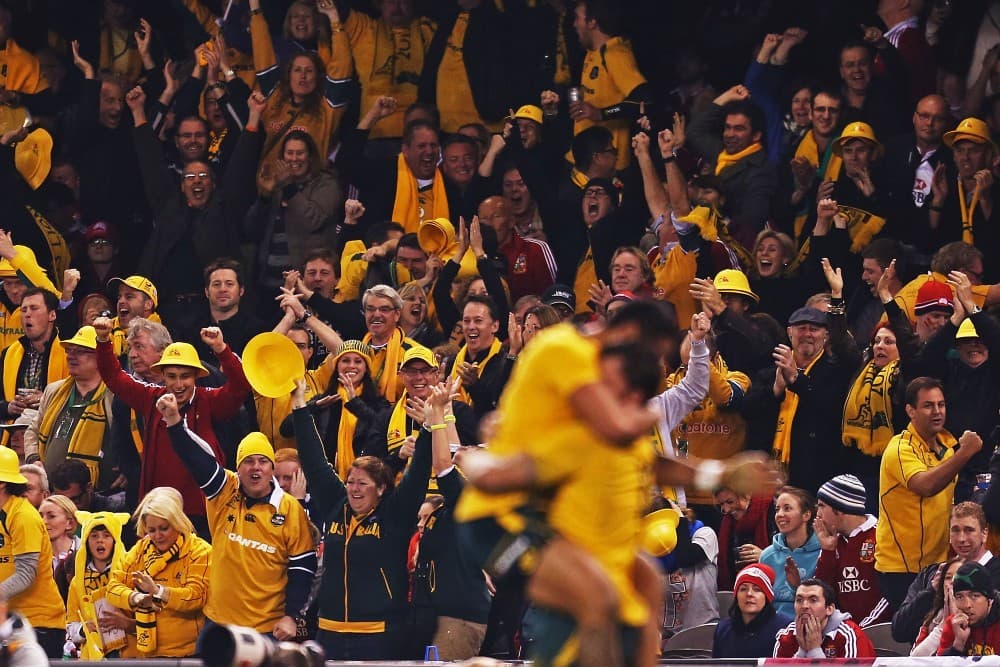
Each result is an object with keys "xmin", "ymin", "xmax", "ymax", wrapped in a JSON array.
[
  {"xmin": 456, "ymin": 507, "xmax": 554, "ymax": 586},
  {"xmin": 525, "ymin": 607, "xmax": 641, "ymax": 667}
]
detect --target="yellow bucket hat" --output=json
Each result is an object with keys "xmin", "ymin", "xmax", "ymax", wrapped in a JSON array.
[
  {"xmin": 714, "ymin": 269, "xmax": 759, "ymax": 303},
  {"xmin": 61, "ymin": 326, "xmax": 98, "ymax": 350},
  {"xmin": 14, "ymin": 127, "xmax": 53, "ymax": 190},
  {"xmin": 513, "ymin": 105, "xmax": 544, "ymax": 125},
  {"xmin": 151, "ymin": 342, "xmax": 209, "ymax": 377},
  {"xmin": 832, "ymin": 122, "xmax": 884, "ymax": 159},
  {"xmin": 944, "ymin": 117, "xmax": 999, "ymax": 153}
]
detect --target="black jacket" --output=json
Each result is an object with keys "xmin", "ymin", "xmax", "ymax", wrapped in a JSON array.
[
  {"xmin": 133, "ymin": 123, "xmax": 259, "ymax": 301},
  {"xmin": 687, "ymin": 102, "xmax": 779, "ymax": 248},
  {"xmin": 295, "ymin": 407, "xmax": 430, "ymax": 628},
  {"xmin": 740, "ymin": 305, "xmax": 862, "ymax": 493}
]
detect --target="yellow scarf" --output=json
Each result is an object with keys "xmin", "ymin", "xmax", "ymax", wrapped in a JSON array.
[
  {"xmin": 450, "ymin": 337, "xmax": 502, "ymax": 406},
  {"xmin": 573, "ymin": 246, "xmax": 597, "ymax": 314},
  {"xmin": 772, "ymin": 350, "xmax": 824, "ymax": 466},
  {"xmin": 2, "ymin": 338, "xmax": 67, "ymax": 403},
  {"xmin": 363, "ymin": 327, "xmax": 406, "ymax": 402},
  {"xmin": 387, "ymin": 389, "xmax": 417, "ymax": 456},
  {"xmin": 835, "ymin": 204, "xmax": 887, "ymax": 253},
  {"xmin": 792, "ymin": 131, "xmax": 842, "ymax": 241},
  {"xmin": 715, "ymin": 142, "xmax": 763, "ymax": 175},
  {"xmin": 390, "ymin": 153, "xmax": 449, "ymax": 233},
  {"xmin": 335, "ymin": 383, "xmax": 364, "ymax": 481},
  {"xmin": 959, "ymin": 179, "xmax": 981, "ymax": 245},
  {"xmin": 842, "ymin": 359, "xmax": 898, "ymax": 457},
  {"xmin": 571, "ymin": 168, "xmax": 590, "ymax": 189},
  {"xmin": 134, "ymin": 533, "xmax": 186, "ymax": 655},
  {"xmin": 36, "ymin": 380, "xmax": 109, "ymax": 487}
]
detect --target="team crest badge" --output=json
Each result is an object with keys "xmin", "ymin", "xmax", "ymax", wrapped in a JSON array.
[
  {"xmin": 271, "ymin": 513, "xmax": 286, "ymax": 527},
  {"xmin": 859, "ymin": 540, "xmax": 875, "ymax": 563}
]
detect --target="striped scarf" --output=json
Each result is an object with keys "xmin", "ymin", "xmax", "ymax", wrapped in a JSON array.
[
  {"xmin": 36, "ymin": 380, "xmax": 109, "ymax": 486},
  {"xmin": 450, "ymin": 337, "xmax": 502, "ymax": 407},
  {"xmin": 842, "ymin": 359, "xmax": 898, "ymax": 457},
  {"xmin": 134, "ymin": 534, "xmax": 185, "ymax": 655},
  {"xmin": 772, "ymin": 350, "xmax": 824, "ymax": 468}
]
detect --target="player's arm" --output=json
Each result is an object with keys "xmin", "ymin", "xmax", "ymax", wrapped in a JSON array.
[
  {"xmin": 652, "ymin": 451, "xmax": 781, "ymax": 496},
  {"xmin": 569, "ymin": 382, "xmax": 658, "ymax": 445},
  {"xmin": 453, "ymin": 449, "xmax": 536, "ymax": 494}
]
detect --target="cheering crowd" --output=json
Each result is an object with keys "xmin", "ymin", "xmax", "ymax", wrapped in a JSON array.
[{"xmin": 5, "ymin": 0, "xmax": 1000, "ymax": 663}]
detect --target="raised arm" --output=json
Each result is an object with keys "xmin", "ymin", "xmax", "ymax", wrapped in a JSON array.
[
  {"xmin": 291, "ymin": 379, "xmax": 346, "ymax": 514},
  {"xmin": 158, "ymin": 393, "xmax": 227, "ymax": 498}
]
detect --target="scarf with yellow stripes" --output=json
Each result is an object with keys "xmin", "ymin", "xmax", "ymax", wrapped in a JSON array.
[
  {"xmin": 842, "ymin": 359, "xmax": 898, "ymax": 457},
  {"xmin": 450, "ymin": 337, "xmax": 502, "ymax": 406},
  {"xmin": 134, "ymin": 533, "xmax": 186, "ymax": 655},
  {"xmin": 772, "ymin": 350, "xmax": 824, "ymax": 468},
  {"xmin": 36, "ymin": 380, "xmax": 109, "ymax": 486}
]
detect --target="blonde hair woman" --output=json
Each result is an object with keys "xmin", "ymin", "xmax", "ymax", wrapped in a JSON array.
[
  {"xmin": 106, "ymin": 487, "xmax": 211, "ymax": 657},
  {"xmin": 39, "ymin": 494, "xmax": 79, "ymax": 603}
]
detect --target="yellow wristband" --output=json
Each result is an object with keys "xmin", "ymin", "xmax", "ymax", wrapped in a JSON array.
[
  {"xmin": 443, "ymin": 415, "xmax": 456, "ymax": 424},
  {"xmin": 430, "ymin": 423, "xmax": 447, "ymax": 431}
]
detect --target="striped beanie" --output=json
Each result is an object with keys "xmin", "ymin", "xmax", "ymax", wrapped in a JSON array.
[
  {"xmin": 817, "ymin": 474, "xmax": 867, "ymax": 515},
  {"xmin": 734, "ymin": 563, "xmax": 775, "ymax": 602}
]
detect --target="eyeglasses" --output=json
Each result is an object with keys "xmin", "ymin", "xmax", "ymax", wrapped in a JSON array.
[
  {"xmin": 583, "ymin": 188, "xmax": 610, "ymax": 198},
  {"xmin": 178, "ymin": 132, "xmax": 207, "ymax": 139},
  {"xmin": 364, "ymin": 305, "xmax": 398, "ymax": 314},
  {"xmin": 182, "ymin": 172, "xmax": 210, "ymax": 181},
  {"xmin": 400, "ymin": 366, "xmax": 438, "ymax": 377},
  {"xmin": 88, "ymin": 238, "xmax": 112, "ymax": 246}
]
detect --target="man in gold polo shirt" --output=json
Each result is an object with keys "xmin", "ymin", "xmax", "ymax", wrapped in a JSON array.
[
  {"xmin": 876, "ymin": 376, "xmax": 984, "ymax": 611},
  {"xmin": 0, "ymin": 446, "xmax": 66, "ymax": 657}
]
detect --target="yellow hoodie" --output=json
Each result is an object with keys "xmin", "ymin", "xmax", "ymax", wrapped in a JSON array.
[{"xmin": 66, "ymin": 511, "xmax": 132, "ymax": 660}]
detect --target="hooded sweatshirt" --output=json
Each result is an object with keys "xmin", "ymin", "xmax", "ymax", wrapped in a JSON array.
[
  {"xmin": 759, "ymin": 531, "xmax": 822, "ymax": 617},
  {"xmin": 65, "ymin": 511, "xmax": 131, "ymax": 660},
  {"xmin": 774, "ymin": 608, "xmax": 876, "ymax": 657}
]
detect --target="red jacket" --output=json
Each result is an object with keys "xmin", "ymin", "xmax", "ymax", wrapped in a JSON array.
[
  {"xmin": 939, "ymin": 609, "xmax": 1000, "ymax": 656},
  {"xmin": 96, "ymin": 340, "xmax": 250, "ymax": 516},
  {"xmin": 814, "ymin": 516, "xmax": 891, "ymax": 627},
  {"xmin": 774, "ymin": 612, "xmax": 875, "ymax": 658},
  {"xmin": 499, "ymin": 233, "xmax": 557, "ymax": 303}
]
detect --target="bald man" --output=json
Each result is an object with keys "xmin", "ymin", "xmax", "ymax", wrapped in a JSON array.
[
  {"xmin": 478, "ymin": 196, "xmax": 557, "ymax": 302},
  {"xmin": 882, "ymin": 94, "xmax": 953, "ymax": 253}
]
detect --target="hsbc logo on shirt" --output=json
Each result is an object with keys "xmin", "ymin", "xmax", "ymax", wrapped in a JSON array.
[{"xmin": 839, "ymin": 566, "xmax": 871, "ymax": 593}]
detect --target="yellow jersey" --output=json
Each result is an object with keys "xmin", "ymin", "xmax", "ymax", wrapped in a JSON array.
[
  {"xmin": 204, "ymin": 470, "xmax": 315, "ymax": 631},
  {"xmin": 875, "ymin": 424, "xmax": 957, "ymax": 573},
  {"xmin": 435, "ymin": 12, "xmax": 501, "ymax": 133},
  {"xmin": 0, "ymin": 495, "xmax": 65, "ymax": 629},
  {"xmin": 536, "ymin": 435, "xmax": 654, "ymax": 627},
  {"xmin": 574, "ymin": 36, "xmax": 646, "ymax": 170},
  {"xmin": 455, "ymin": 323, "xmax": 601, "ymax": 529}
]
